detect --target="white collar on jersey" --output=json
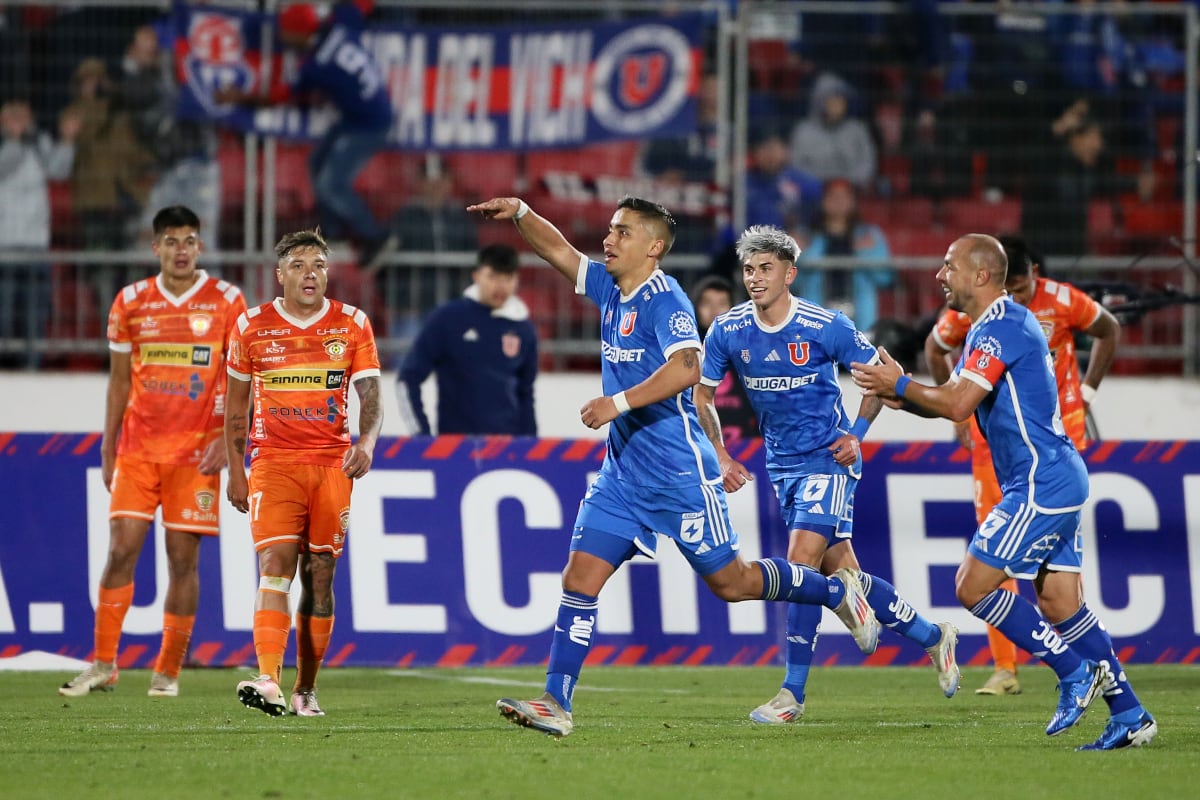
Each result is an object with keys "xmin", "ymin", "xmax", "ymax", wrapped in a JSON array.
[
  {"xmin": 752, "ymin": 293, "xmax": 798, "ymax": 334},
  {"xmin": 271, "ymin": 297, "xmax": 331, "ymax": 329},
  {"xmin": 464, "ymin": 283, "xmax": 530, "ymax": 321},
  {"xmin": 969, "ymin": 294, "xmax": 1010, "ymax": 332},
  {"xmin": 155, "ymin": 270, "xmax": 209, "ymax": 306},
  {"xmin": 618, "ymin": 268, "xmax": 666, "ymax": 304}
]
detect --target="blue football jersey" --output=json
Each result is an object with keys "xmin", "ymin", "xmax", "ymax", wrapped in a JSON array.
[
  {"xmin": 576, "ymin": 257, "xmax": 721, "ymax": 488},
  {"xmin": 701, "ymin": 296, "xmax": 878, "ymax": 477},
  {"xmin": 955, "ymin": 296, "xmax": 1088, "ymax": 510}
]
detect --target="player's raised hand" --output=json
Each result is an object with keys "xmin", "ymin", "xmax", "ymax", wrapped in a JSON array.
[
  {"xmin": 466, "ymin": 197, "xmax": 523, "ymax": 220},
  {"xmin": 851, "ymin": 346, "xmax": 905, "ymax": 398}
]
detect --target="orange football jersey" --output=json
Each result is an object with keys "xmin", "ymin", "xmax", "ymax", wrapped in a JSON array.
[
  {"xmin": 107, "ymin": 271, "xmax": 246, "ymax": 464},
  {"xmin": 227, "ymin": 298, "xmax": 381, "ymax": 467},
  {"xmin": 931, "ymin": 278, "xmax": 1102, "ymax": 449}
]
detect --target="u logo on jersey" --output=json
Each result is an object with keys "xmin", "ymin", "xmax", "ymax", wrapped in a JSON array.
[
  {"xmin": 788, "ymin": 342, "xmax": 810, "ymax": 365},
  {"xmin": 619, "ymin": 310, "xmax": 638, "ymax": 336}
]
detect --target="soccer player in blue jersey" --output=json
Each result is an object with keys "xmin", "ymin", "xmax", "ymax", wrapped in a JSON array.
[
  {"xmin": 696, "ymin": 225, "xmax": 960, "ymax": 724},
  {"xmin": 852, "ymin": 234, "xmax": 1156, "ymax": 750},
  {"xmin": 467, "ymin": 195, "xmax": 881, "ymax": 736}
]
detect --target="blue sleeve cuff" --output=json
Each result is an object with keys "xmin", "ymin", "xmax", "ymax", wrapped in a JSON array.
[
  {"xmin": 895, "ymin": 374, "xmax": 912, "ymax": 398},
  {"xmin": 849, "ymin": 417, "xmax": 870, "ymax": 441}
]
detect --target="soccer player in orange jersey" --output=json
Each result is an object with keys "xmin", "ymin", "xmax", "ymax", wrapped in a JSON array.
[
  {"xmin": 224, "ymin": 228, "xmax": 382, "ymax": 717},
  {"xmin": 59, "ymin": 206, "xmax": 246, "ymax": 699},
  {"xmin": 924, "ymin": 236, "xmax": 1120, "ymax": 695}
]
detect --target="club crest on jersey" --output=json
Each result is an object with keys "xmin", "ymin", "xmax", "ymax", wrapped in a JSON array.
[
  {"xmin": 740, "ymin": 349, "xmax": 751, "ymax": 364},
  {"xmin": 323, "ymin": 337, "xmax": 348, "ymax": 359},
  {"xmin": 194, "ymin": 490, "xmax": 215, "ymax": 511},
  {"xmin": 189, "ymin": 313, "xmax": 212, "ymax": 337},
  {"xmin": 619, "ymin": 310, "xmax": 638, "ymax": 336},
  {"xmin": 1040, "ymin": 320, "xmax": 1054, "ymax": 340},
  {"xmin": 788, "ymin": 342, "xmax": 811, "ymax": 365},
  {"xmin": 668, "ymin": 310, "xmax": 697, "ymax": 338},
  {"xmin": 502, "ymin": 332, "xmax": 521, "ymax": 357},
  {"xmin": 339, "ymin": 508, "xmax": 351, "ymax": 533}
]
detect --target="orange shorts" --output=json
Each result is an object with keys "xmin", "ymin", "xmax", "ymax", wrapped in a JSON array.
[
  {"xmin": 247, "ymin": 462, "xmax": 352, "ymax": 557},
  {"xmin": 109, "ymin": 454, "xmax": 220, "ymax": 534},
  {"xmin": 970, "ymin": 438, "xmax": 1003, "ymax": 527}
]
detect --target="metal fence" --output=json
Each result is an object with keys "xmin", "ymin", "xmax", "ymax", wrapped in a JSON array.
[{"xmin": 1, "ymin": 0, "xmax": 1196, "ymax": 374}]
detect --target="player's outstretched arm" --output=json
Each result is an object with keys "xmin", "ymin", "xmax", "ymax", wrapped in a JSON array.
[
  {"xmin": 343, "ymin": 375, "xmax": 382, "ymax": 479},
  {"xmin": 223, "ymin": 376, "xmax": 252, "ymax": 513},
  {"xmin": 695, "ymin": 382, "xmax": 754, "ymax": 492},
  {"xmin": 579, "ymin": 347, "xmax": 702, "ymax": 430},
  {"xmin": 467, "ymin": 197, "xmax": 585, "ymax": 284},
  {"xmin": 100, "ymin": 351, "xmax": 133, "ymax": 491}
]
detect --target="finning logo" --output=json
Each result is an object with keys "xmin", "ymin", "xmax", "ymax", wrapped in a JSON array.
[
  {"xmin": 568, "ymin": 614, "xmax": 595, "ymax": 647},
  {"xmin": 788, "ymin": 342, "xmax": 810, "ymax": 365},
  {"xmin": 619, "ymin": 310, "xmax": 638, "ymax": 336}
]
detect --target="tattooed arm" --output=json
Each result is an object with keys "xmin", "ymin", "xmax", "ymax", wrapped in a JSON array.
[
  {"xmin": 579, "ymin": 347, "xmax": 702, "ymax": 430},
  {"xmin": 342, "ymin": 375, "xmax": 383, "ymax": 479}
]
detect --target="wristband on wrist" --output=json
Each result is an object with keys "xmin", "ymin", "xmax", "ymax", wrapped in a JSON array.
[
  {"xmin": 514, "ymin": 200, "xmax": 530, "ymax": 220},
  {"xmin": 895, "ymin": 374, "xmax": 912, "ymax": 398},
  {"xmin": 849, "ymin": 417, "xmax": 870, "ymax": 440},
  {"xmin": 612, "ymin": 391, "xmax": 632, "ymax": 414},
  {"xmin": 1080, "ymin": 384, "xmax": 1097, "ymax": 404}
]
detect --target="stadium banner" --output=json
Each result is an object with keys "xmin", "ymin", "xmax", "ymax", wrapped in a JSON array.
[
  {"xmin": 172, "ymin": 3, "xmax": 703, "ymax": 150},
  {"xmin": 1, "ymin": 434, "xmax": 1197, "ymax": 669}
]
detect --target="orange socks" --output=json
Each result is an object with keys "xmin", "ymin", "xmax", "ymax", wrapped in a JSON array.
[
  {"xmin": 94, "ymin": 583, "xmax": 135, "ymax": 663},
  {"xmin": 153, "ymin": 613, "xmax": 195, "ymax": 678},
  {"xmin": 253, "ymin": 608, "xmax": 292, "ymax": 685},
  {"xmin": 295, "ymin": 615, "xmax": 334, "ymax": 691},
  {"xmin": 987, "ymin": 578, "xmax": 1021, "ymax": 673}
]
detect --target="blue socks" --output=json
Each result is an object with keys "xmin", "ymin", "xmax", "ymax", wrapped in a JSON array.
[
  {"xmin": 782, "ymin": 603, "xmax": 821, "ymax": 702},
  {"xmin": 970, "ymin": 588, "xmax": 1084, "ymax": 679},
  {"xmin": 1056, "ymin": 604, "xmax": 1141, "ymax": 715},
  {"xmin": 545, "ymin": 590, "xmax": 598, "ymax": 712},
  {"xmin": 860, "ymin": 573, "xmax": 941, "ymax": 649},
  {"xmin": 754, "ymin": 557, "xmax": 842, "ymax": 607}
]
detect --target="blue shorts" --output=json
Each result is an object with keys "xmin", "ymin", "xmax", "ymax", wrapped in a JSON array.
[
  {"xmin": 968, "ymin": 491, "xmax": 1083, "ymax": 578},
  {"xmin": 571, "ymin": 472, "xmax": 740, "ymax": 576},
  {"xmin": 772, "ymin": 472, "xmax": 855, "ymax": 541}
]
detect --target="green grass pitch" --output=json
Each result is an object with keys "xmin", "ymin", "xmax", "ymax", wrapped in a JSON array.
[{"xmin": 2, "ymin": 665, "xmax": 1196, "ymax": 799}]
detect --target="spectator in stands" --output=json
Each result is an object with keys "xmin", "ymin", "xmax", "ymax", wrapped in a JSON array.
[
  {"xmin": 1021, "ymin": 113, "xmax": 1149, "ymax": 257},
  {"xmin": 794, "ymin": 179, "xmax": 893, "ymax": 334},
  {"xmin": 398, "ymin": 244, "xmax": 538, "ymax": 437},
  {"xmin": 693, "ymin": 275, "xmax": 757, "ymax": 447},
  {"xmin": 391, "ymin": 155, "xmax": 479, "ymax": 255},
  {"xmin": 0, "ymin": 99, "xmax": 74, "ymax": 369},
  {"xmin": 745, "ymin": 126, "xmax": 823, "ymax": 233},
  {"xmin": 120, "ymin": 23, "xmax": 221, "ymax": 254},
  {"xmin": 216, "ymin": 2, "xmax": 397, "ymax": 270},
  {"xmin": 789, "ymin": 71, "xmax": 876, "ymax": 190},
  {"xmin": 66, "ymin": 57, "xmax": 155, "ymax": 253}
]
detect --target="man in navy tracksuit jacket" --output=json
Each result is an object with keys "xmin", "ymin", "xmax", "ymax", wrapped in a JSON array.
[{"xmin": 399, "ymin": 245, "xmax": 538, "ymax": 436}]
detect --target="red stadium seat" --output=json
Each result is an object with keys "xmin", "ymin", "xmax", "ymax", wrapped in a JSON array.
[
  {"xmin": 942, "ymin": 197, "xmax": 1022, "ymax": 237},
  {"xmin": 444, "ymin": 151, "xmax": 521, "ymax": 200}
]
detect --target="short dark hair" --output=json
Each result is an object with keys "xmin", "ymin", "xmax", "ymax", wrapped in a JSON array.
[
  {"xmin": 690, "ymin": 274, "xmax": 735, "ymax": 307},
  {"xmin": 477, "ymin": 243, "xmax": 519, "ymax": 274},
  {"xmin": 998, "ymin": 235, "xmax": 1032, "ymax": 279},
  {"xmin": 152, "ymin": 206, "xmax": 201, "ymax": 236},
  {"xmin": 617, "ymin": 196, "xmax": 676, "ymax": 256},
  {"xmin": 274, "ymin": 228, "xmax": 329, "ymax": 261}
]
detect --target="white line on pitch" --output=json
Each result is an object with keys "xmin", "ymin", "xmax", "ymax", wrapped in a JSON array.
[{"xmin": 387, "ymin": 670, "xmax": 689, "ymax": 694}]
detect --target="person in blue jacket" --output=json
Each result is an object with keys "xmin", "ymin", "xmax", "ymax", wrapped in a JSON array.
[
  {"xmin": 216, "ymin": 1, "xmax": 397, "ymax": 270},
  {"xmin": 795, "ymin": 178, "xmax": 893, "ymax": 334},
  {"xmin": 398, "ymin": 244, "xmax": 538, "ymax": 436}
]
